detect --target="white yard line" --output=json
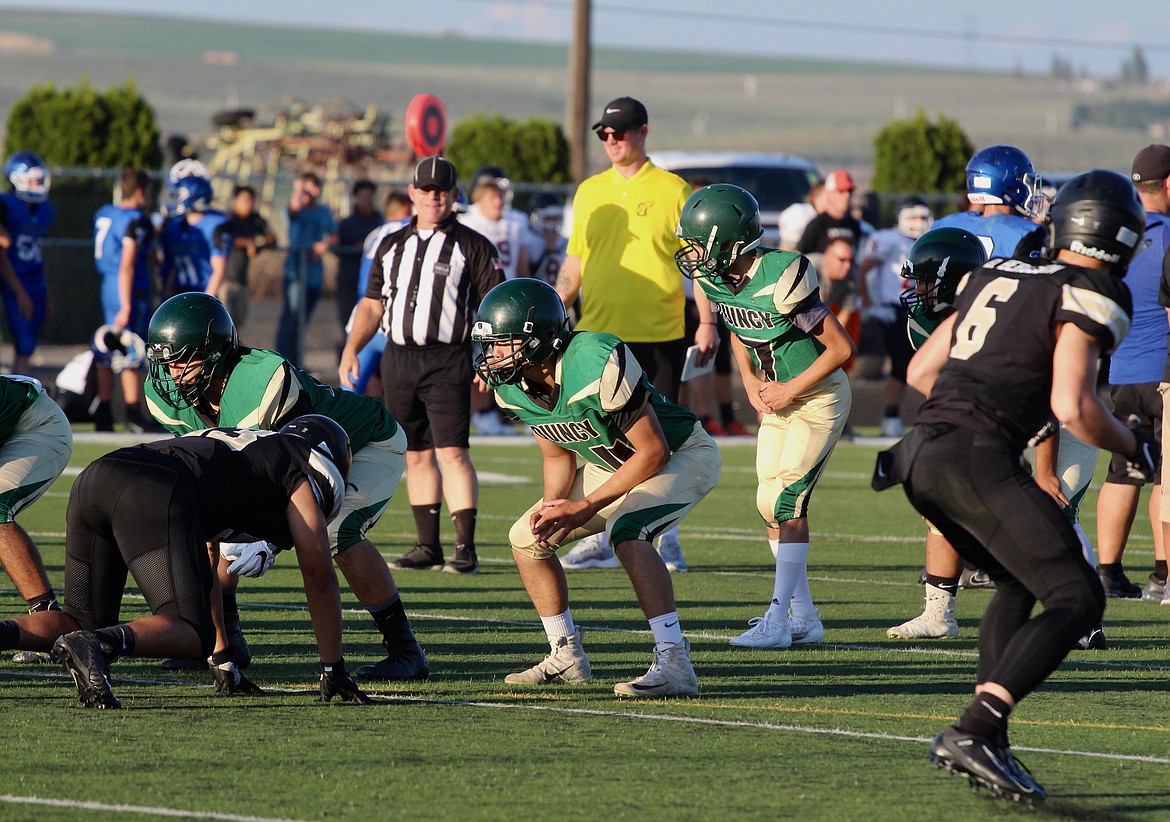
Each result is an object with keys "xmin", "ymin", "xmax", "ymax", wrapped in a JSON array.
[{"xmin": 0, "ymin": 795, "xmax": 308, "ymax": 822}]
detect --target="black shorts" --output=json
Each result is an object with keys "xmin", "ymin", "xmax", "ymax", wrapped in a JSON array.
[
  {"xmin": 626, "ymin": 339, "xmax": 687, "ymax": 404},
  {"xmin": 62, "ymin": 450, "xmax": 216, "ymax": 653},
  {"xmin": 874, "ymin": 307, "xmax": 914, "ymax": 381},
  {"xmin": 381, "ymin": 342, "xmax": 472, "ymax": 450},
  {"xmin": 1105, "ymin": 382, "xmax": 1162, "ymax": 485},
  {"xmin": 683, "ymin": 299, "xmax": 732, "ymax": 375}
]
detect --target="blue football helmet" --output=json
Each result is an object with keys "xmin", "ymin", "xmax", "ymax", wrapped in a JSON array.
[
  {"xmin": 166, "ymin": 159, "xmax": 210, "ymax": 192},
  {"xmin": 169, "ymin": 175, "xmax": 213, "ymax": 216},
  {"xmin": 965, "ymin": 145, "xmax": 1043, "ymax": 218},
  {"xmin": 91, "ymin": 324, "xmax": 146, "ymax": 373},
  {"xmin": 5, "ymin": 151, "xmax": 50, "ymax": 203}
]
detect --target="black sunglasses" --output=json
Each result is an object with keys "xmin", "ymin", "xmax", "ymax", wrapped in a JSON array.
[{"xmin": 596, "ymin": 129, "xmax": 637, "ymax": 142}]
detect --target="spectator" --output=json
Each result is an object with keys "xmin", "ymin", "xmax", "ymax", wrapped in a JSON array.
[
  {"xmin": 796, "ymin": 170, "xmax": 862, "ymax": 254},
  {"xmin": 91, "ymin": 168, "xmax": 155, "ymax": 432},
  {"xmin": 814, "ymin": 237, "xmax": 862, "ymax": 375},
  {"xmin": 556, "ymin": 96, "xmax": 693, "ymax": 572},
  {"xmin": 334, "ymin": 180, "xmax": 383, "ymax": 338},
  {"xmin": 778, "ymin": 180, "xmax": 825, "ymax": 251},
  {"xmin": 340, "ymin": 156, "xmax": 503, "ymax": 575},
  {"xmin": 276, "ymin": 172, "xmax": 336, "ymax": 367},
  {"xmin": 222, "ymin": 184, "xmax": 275, "ymax": 329},
  {"xmin": 1097, "ymin": 143, "xmax": 1170, "ymax": 601},
  {"xmin": 856, "ymin": 197, "xmax": 933, "ymax": 437},
  {"xmin": 0, "ymin": 151, "xmax": 55, "ymax": 375}
]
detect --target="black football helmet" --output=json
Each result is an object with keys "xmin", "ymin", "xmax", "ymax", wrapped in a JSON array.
[
  {"xmin": 146, "ymin": 293, "xmax": 238, "ymax": 409},
  {"xmin": 471, "ymin": 279, "xmax": 569, "ymax": 387},
  {"xmin": 675, "ymin": 184, "xmax": 764, "ymax": 280},
  {"xmin": 1048, "ymin": 169, "xmax": 1146, "ymax": 276},
  {"xmin": 280, "ymin": 414, "xmax": 351, "ymax": 520},
  {"xmin": 895, "ymin": 197, "xmax": 933, "ymax": 239},
  {"xmin": 471, "ymin": 165, "xmax": 512, "ymax": 206},
  {"xmin": 899, "ymin": 227, "xmax": 988, "ymax": 319},
  {"xmin": 528, "ymin": 190, "xmax": 565, "ymax": 235}
]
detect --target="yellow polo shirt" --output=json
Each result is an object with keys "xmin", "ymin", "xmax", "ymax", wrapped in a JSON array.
[{"xmin": 567, "ymin": 160, "xmax": 689, "ymax": 342}]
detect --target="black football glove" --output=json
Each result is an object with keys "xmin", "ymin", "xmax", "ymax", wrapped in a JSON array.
[
  {"xmin": 210, "ymin": 658, "xmax": 265, "ymax": 696},
  {"xmin": 319, "ymin": 659, "xmax": 372, "ymax": 705},
  {"xmin": 1125, "ymin": 417, "xmax": 1160, "ymax": 483}
]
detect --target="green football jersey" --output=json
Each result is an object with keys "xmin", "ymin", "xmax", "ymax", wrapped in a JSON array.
[
  {"xmin": 0, "ymin": 375, "xmax": 43, "ymax": 441},
  {"xmin": 906, "ymin": 312, "xmax": 941, "ymax": 351},
  {"xmin": 494, "ymin": 332, "xmax": 698, "ymax": 472},
  {"xmin": 695, "ymin": 249, "xmax": 825, "ymax": 381},
  {"xmin": 145, "ymin": 347, "xmax": 397, "ymax": 450}
]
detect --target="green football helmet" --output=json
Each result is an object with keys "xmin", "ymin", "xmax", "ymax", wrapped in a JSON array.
[
  {"xmin": 471, "ymin": 279, "xmax": 569, "ymax": 387},
  {"xmin": 898, "ymin": 227, "xmax": 988, "ymax": 320},
  {"xmin": 675, "ymin": 184, "xmax": 764, "ymax": 280},
  {"xmin": 146, "ymin": 293, "xmax": 239, "ymax": 409}
]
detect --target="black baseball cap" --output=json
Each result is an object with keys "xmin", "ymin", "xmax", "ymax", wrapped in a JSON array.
[
  {"xmin": 413, "ymin": 156, "xmax": 458, "ymax": 190},
  {"xmin": 1132, "ymin": 144, "xmax": 1170, "ymax": 183},
  {"xmin": 592, "ymin": 97, "xmax": 649, "ymax": 134}
]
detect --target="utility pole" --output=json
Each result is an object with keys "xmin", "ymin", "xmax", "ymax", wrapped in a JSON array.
[{"xmin": 566, "ymin": 0, "xmax": 591, "ymax": 182}]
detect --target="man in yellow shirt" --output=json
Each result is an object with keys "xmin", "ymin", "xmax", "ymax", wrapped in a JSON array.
[{"xmin": 557, "ymin": 97, "xmax": 703, "ymax": 572}]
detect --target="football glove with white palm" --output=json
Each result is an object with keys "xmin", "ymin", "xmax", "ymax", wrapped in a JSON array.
[
  {"xmin": 220, "ymin": 540, "xmax": 278, "ymax": 578},
  {"xmin": 210, "ymin": 658, "xmax": 265, "ymax": 696}
]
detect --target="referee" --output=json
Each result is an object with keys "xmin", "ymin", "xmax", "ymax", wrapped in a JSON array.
[{"xmin": 340, "ymin": 157, "xmax": 504, "ymax": 575}]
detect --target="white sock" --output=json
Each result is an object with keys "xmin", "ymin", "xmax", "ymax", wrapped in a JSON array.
[
  {"xmin": 649, "ymin": 611, "xmax": 684, "ymax": 650},
  {"xmin": 540, "ymin": 609, "xmax": 576, "ymax": 647},
  {"xmin": 769, "ymin": 542, "xmax": 810, "ymax": 620},
  {"xmin": 1074, "ymin": 522, "xmax": 1097, "ymax": 568},
  {"xmin": 768, "ymin": 537, "xmax": 781, "ymax": 559}
]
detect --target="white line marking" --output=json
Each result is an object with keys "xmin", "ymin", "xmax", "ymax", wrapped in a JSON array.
[{"xmin": 0, "ymin": 795, "xmax": 308, "ymax": 822}]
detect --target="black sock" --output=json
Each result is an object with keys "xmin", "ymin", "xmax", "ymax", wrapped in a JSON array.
[
  {"xmin": 719, "ymin": 403, "xmax": 735, "ymax": 426},
  {"xmin": 1098, "ymin": 561, "xmax": 1121, "ymax": 576},
  {"xmin": 451, "ymin": 508, "xmax": 477, "ymax": 550},
  {"xmin": 1154, "ymin": 560, "xmax": 1167, "ymax": 582},
  {"xmin": 411, "ymin": 503, "xmax": 442, "ymax": 548},
  {"xmin": 956, "ymin": 692, "xmax": 1013, "ymax": 746},
  {"xmin": 222, "ymin": 589, "xmax": 239, "ymax": 618},
  {"xmin": 0, "ymin": 620, "xmax": 19, "ymax": 650},
  {"xmin": 26, "ymin": 590, "xmax": 60, "ymax": 614},
  {"xmin": 883, "ymin": 404, "xmax": 900, "ymax": 419},
  {"xmin": 924, "ymin": 574, "xmax": 960, "ymax": 594},
  {"xmin": 370, "ymin": 594, "xmax": 413, "ymax": 643},
  {"xmin": 93, "ymin": 625, "xmax": 136, "ymax": 662},
  {"xmin": 209, "ymin": 649, "xmax": 232, "ymax": 665},
  {"xmin": 125, "ymin": 402, "xmax": 142, "ymax": 417}
]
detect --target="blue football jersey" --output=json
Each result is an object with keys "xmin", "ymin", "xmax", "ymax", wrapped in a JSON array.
[
  {"xmin": 160, "ymin": 210, "xmax": 232, "ymax": 292},
  {"xmin": 94, "ymin": 204, "xmax": 154, "ymax": 292},
  {"xmin": 933, "ymin": 211, "xmax": 1044, "ymax": 260},
  {"xmin": 0, "ymin": 193, "xmax": 56, "ymax": 278}
]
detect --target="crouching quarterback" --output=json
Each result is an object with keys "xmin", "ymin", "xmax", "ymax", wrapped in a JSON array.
[
  {"xmin": 472, "ymin": 278, "xmax": 720, "ymax": 697},
  {"xmin": 0, "ymin": 416, "xmax": 373, "ymax": 708}
]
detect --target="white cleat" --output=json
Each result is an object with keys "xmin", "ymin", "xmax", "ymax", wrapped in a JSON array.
[
  {"xmin": 788, "ymin": 609, "xmax": 824, "ymax": 644},
  {"xmin": 504, "ymin": 627, "xmax": 592, "ymax": 685},
  {"xmin": 560, "ymin": 532, "xmax": 619, "ymax": 569},
  {"xmin": 656, "ymin": 533, "xmax": 688, "ymax": 573},
  {"xmin": 614, "ymin": 639, "xmax": 698, "ymax": 697},
  {"xmin": 880, "ymin": 416, "xmax": 907, "ymax": 437},
  {"xmin": 887, "ymin": 586, "xmax": 958, "ymax": 639},
  {"xmin": 729, "ymin": 613, "xmax": 792, "ymax": 649}
]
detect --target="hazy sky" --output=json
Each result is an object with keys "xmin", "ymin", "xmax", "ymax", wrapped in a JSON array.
[{"xmin": 3, "ymin": 0, "xmax": 1169, "ymax": 78}]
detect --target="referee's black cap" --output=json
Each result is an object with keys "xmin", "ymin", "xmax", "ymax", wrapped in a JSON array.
[{"xmin": 413, "ymin": 156, "xmax": 458, "ymax": 191}]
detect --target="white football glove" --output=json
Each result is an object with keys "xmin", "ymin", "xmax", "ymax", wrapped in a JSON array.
[{"xmin": 220, "ymin": 541, "xmax": 278, "ymax": 578}]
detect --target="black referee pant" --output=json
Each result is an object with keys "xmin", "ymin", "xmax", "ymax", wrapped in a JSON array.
[{"xmin": 902, "ymin": 426, "xmax": 1104, "ymax": 700}]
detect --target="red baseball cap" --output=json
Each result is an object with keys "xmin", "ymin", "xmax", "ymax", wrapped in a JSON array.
[{"xmin": 825, "ymin": 170, "xmax": 855, "ymax": 192}]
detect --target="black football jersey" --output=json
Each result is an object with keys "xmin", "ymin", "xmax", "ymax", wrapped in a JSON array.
[
  {"xmin": 129, "ymin": 429, "xmax": 314, "ymax": 548},
  {"xmin": 915, "ymin": 257, "xmax": 1133, "ymax": 450}
]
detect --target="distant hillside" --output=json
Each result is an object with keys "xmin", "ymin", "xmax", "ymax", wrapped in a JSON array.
[{"xmin": 0, "ymin": 9, "xmax": 1165, "ymax": 176}]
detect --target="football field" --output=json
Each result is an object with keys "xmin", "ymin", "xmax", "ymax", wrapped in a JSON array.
[{"xmin": 1, "ymin": 437, "xmax": 1167, "ymax": 821}]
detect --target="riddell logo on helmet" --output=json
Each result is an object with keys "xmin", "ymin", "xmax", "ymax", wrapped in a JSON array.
[{"xmin": 1069, "ymin": 239, "xmax": 1121, "ymax": 264}]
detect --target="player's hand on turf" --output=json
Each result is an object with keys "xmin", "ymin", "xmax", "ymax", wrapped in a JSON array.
[
  {"xmin": 210, "ymin": 658, "xmax": 265, "ymax": 695},
  {"xmin": 221, "ymin": 540, "xmax": 277, "ymax": 578},
  {"xmin": 319, "ymin": 660, "xmax": 372, "ymax": 705}
]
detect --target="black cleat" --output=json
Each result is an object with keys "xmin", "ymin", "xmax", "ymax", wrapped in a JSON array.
[
  {"xmin": 442, "ymin": 543, "xmax": 479, "ymax": 575},
  {"xmin": 52, "ymin": 631, "xmax": 121, "ymax": 709},
  {"xmin": 1098, "ymin": 568, "xmax": 1142, "ymax": 599},
  {"xmin": 1076, "ymin": 626, "xmax": 1108, "ymax": 650},
  {"xmin": 388, "ymin": 543, "xmax": 444, "ymax": 570},
  {"xmin": 356, "ymin": 633, "xmax": 430, "ymax": 681},
  {"xmin": 930, "ymin": 727, "xmax": 1046, "ymax": 805},
  {"xmin": 224, "ymin": 610, "xmax": 252, "ymax": 669}
]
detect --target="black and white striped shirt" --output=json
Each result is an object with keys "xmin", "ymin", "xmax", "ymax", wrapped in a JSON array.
[{"xmin": 366, "ymin": 214, "xmax": 504, "ymax": 347}]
